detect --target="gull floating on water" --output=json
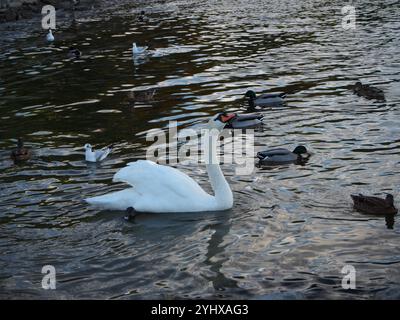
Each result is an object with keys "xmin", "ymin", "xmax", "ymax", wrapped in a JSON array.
[
  {"xmin": 84, "ymin": 143, "xmax": 111, "ymax": 162},
  {"xmin": 46, "ymin": 29, "xmax": 54, "ymax": 42},
  {"xmin": 132, "ymin": 42, "xmax": 148, "ymax": 56}
]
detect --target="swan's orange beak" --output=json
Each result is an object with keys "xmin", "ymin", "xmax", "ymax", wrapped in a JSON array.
[{"xmin": 220, "ymin": 113, "xmax": 236, "ymax": 123}]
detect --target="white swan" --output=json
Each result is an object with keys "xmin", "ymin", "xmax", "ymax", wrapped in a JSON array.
[
  {"xmin": 85, "ymin": 113, "xmax": 236, "ymax": 212},
  {"xmin": 132, "ymin": 42, "xmax": 148, "ymax": 55},
  {"xmin": 84, "ymin": 144, "xmax": 111, "ymax": 162},
  {"xmin": 46, "ymin": 29, "xmax": 54, "ymax": 42}
]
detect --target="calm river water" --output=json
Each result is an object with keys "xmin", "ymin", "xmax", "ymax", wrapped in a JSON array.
[{"xmin": 0, "ymin": 0, "xmax": 400, "ymax": 299}]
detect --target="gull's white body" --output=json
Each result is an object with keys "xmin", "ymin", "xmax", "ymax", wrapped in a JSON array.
[
  {"xmin": 46, "ymin": 29, "xmax": 54, "ymax": 42},
  {"xmin": 132, "ymin": 42, "xmax": 148, "ymax": 55},
  {"xmin": 85, "ymin": 144, "xmax": 111, "ymax": 162},
  {"xmin": 85, "ymin": 115, "xmax": 234, "ymax": 213}
]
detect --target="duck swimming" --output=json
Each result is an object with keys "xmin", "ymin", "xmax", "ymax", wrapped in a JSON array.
[
  {"xmin": 222, "ymin": 112, "xmax": 264, "ymax": 129},
  {"xmin": 257, "ymin": 146, "xmax": 310, "ymax": 165},
  {"xmin": 353, "ymin": 81, "xmax": 385, "ymax": 101},
  {"xmin": 351, "ymin": 194, "xmax": 397, "ymax": 215},
  {"xmin": 132, "ymin": 42, "xmax": 148, "ymax": 56},
  {"xmin": 46, "ymin": 29, "xmax": 54, "ymax": 42},
  {"xmin": 67, "ymin": 47, "xmax": 81, "ymax": 59},
  {"xmin": 127, "ymin": 89, "xmax": 156, "ymax": 103},
  {"xmin": 124, "ymin": 207, "xmax": 138, "ymax": 222},
  {"xmin": 138, "ymin": 10, "xmax": 145, "ymax": 21},
  {"xmin": 10, "ymin": 138, "xmax": 31, "ymax": 162},
  {"xmin": 245, "ymin": 90, "xmax": 286, "ymax": 109}
]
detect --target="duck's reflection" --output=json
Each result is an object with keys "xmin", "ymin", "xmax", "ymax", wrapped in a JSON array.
[{"xmin": 385, "ymin": 214, "xmax": 395, "ymax": 229}]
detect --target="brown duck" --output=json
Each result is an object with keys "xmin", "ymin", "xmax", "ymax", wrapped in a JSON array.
[
  {"xmin": 351, "ymin": 194, "xmax": 397, "ymax": 215},
  {"xmin": 10, "ymin": 138, "xmax": 31, "ymax": 162},
  {"xmin": 353, "ymin": 81, "xmax": 385, "ymax": 101},
  {"xmin": 127, "ymin": 89, "xmax": 156, "ymax": 103}
]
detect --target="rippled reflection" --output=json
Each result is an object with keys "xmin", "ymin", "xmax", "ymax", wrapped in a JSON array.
[{"xmin": 0, "ymin": 0, "xmax": 399, "ymax": 299}]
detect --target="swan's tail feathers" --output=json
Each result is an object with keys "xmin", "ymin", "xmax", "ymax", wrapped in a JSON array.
[
  {"xmin": 85, "ymin": 194, "xmax": 113, "ymax": 209},
  {"xmin": 85, "ymin": 188, "xmax": 138, "ymax": 211}
]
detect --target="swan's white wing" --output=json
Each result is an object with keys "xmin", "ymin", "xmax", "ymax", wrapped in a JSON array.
[
  {"xmin": 113, "ymin": 160, "xmax": 210, "ymax": 199},
  {"xmin": 86, "ymin": 188, "xmax": 140, "ymax": 211},
  {"xmin": 86, "ymin": 160, "xmax": 227, "ymax": 212}
]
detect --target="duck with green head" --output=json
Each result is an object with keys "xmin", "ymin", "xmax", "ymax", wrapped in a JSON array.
[
  {"xmin": 245, "ymin": 89, "xmax": 286, "ymax": 109},
  {"xmin": 257, "ymin": 145, "xmax": 310, "ymax": 166}
]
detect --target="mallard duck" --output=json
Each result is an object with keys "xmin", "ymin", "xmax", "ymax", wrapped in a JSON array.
[
  {"xmin": 351, "ymin": 194, "xmax": 397, "ymax": 215},
  {"xmin": 257, "ymin": 146, "xmax": 310, "ymax": 165},
  {"xmin": 46, "ymin": 29, "xmax": 54, "ymax": 42},
  {"xmin": 10, "ymin": 138, "xmax": 31, "ymax": 162},
  {"xmin": 138, "ymin": 10, "xmax": 145, "ymax": 21},
  {"xmin": 245, "ymin": 90, "xmax": 286, "ymax": 108},
  {"xmin": 132, "ymin": 42, "xmax": 148, "ymax": 56},
  {"xmin": 353, "ymin": 81, "xmax": 385, "ymax": 101},
  {"xmin": 127, "ymin": 89, "xmax": 156, "ymax": 103},
  {"xmin": 223, "ymin": 112, "xmax": 264, "ymax": 129},
  {"xmin": 124, "ymin": 207, "xmax": 138, "ymax": 221},
  {"xmin": 67, "ymin": 47, "xmax": 81, "ymax": 58},
  {"xmin": 84, "ymin": 144, "xmax": 111, "ymax": 162}
]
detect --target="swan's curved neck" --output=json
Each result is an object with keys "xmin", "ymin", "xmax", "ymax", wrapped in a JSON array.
[{"xmin": 204, "ymin": 129, "xmax": 233, "ymax": 208}]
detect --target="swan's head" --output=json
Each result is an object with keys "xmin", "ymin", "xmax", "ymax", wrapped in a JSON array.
[
  {"xmin": 132, "ymin": 42, "xmax": 137, "ymax": 49},
  {"xmin": 208, "ymin": 113, "xmax": 236, "ymax": 131},
  {"xmin": 84, "ymin": 143, "xmax": 92, "ymax": 150},
  {"xmin": 48, "ymin": 29, "xmax": 53, "ymax": 34}
]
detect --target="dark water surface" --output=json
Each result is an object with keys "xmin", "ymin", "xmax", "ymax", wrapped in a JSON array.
[{"xmin": 1, "ymin": 0, "xmax": 400, "ymax": 299}]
